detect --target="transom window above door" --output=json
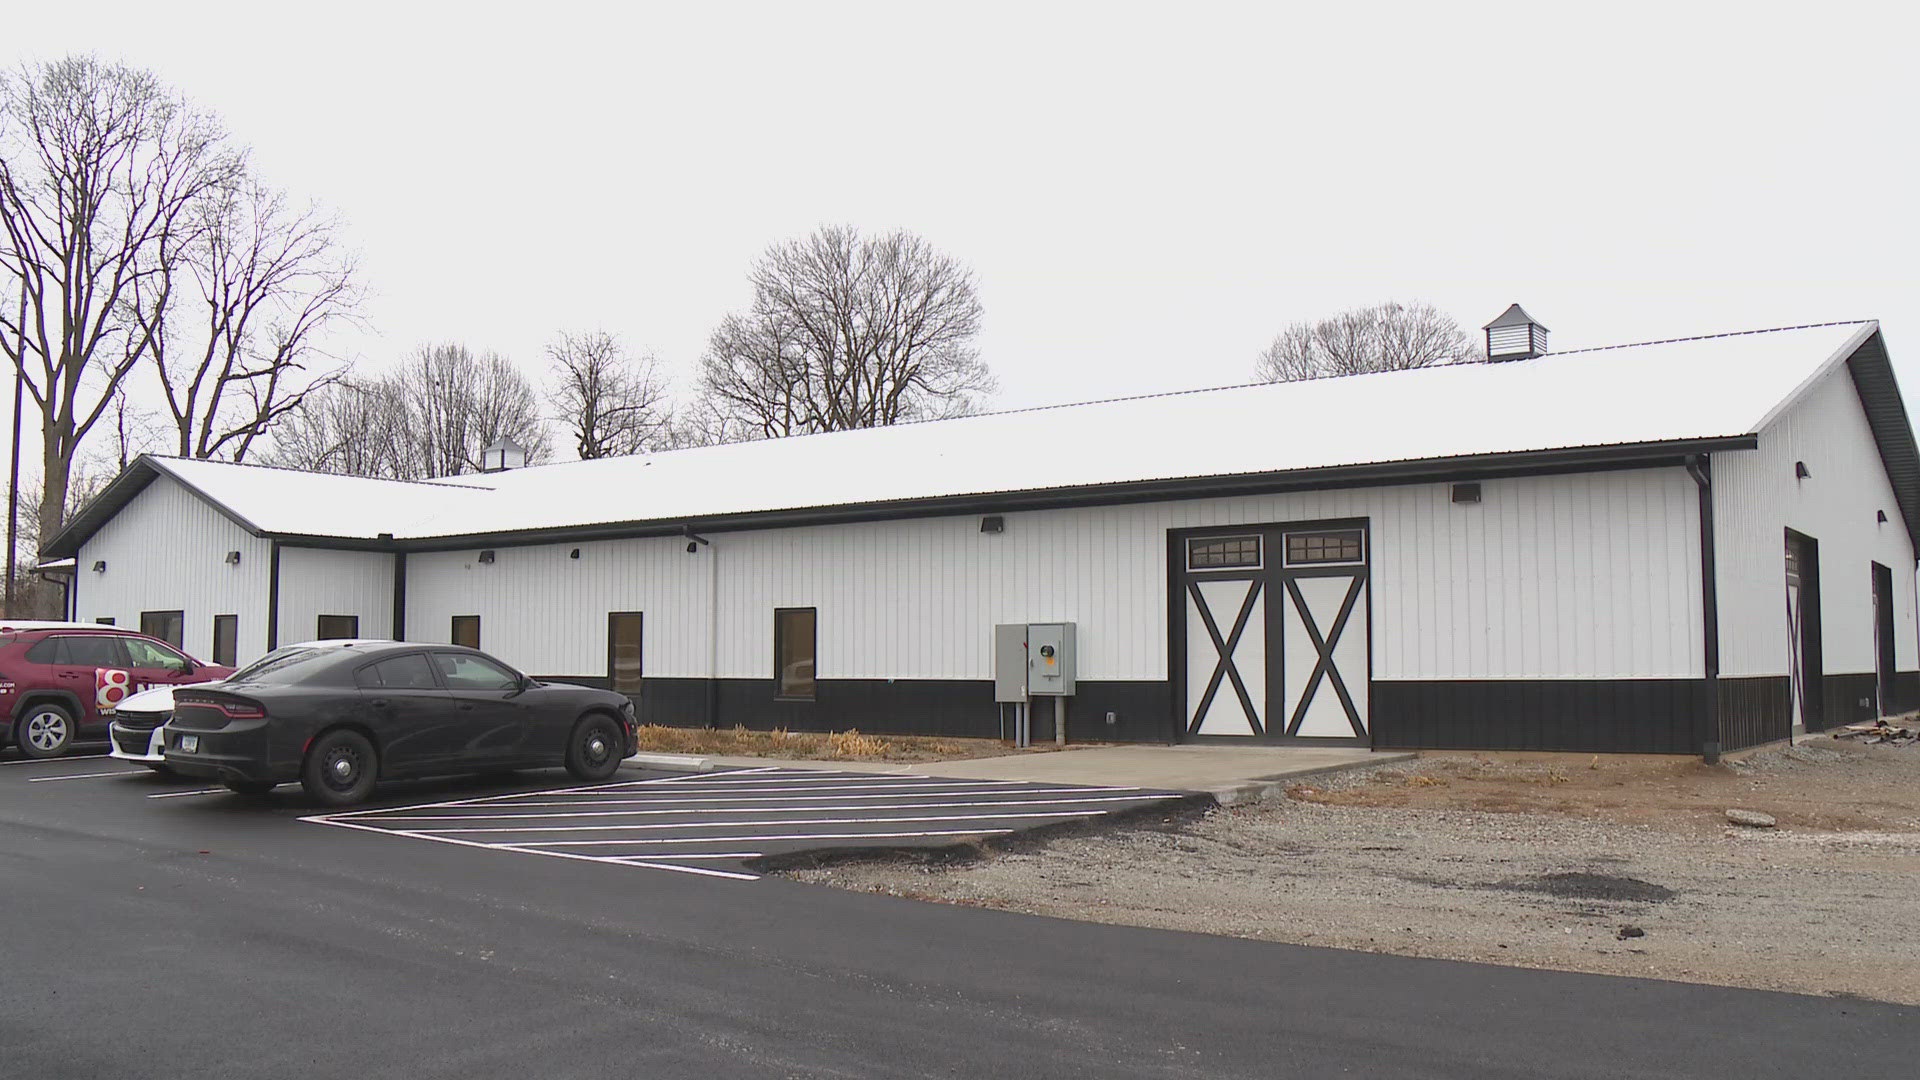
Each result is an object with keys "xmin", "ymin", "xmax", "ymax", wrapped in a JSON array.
[
  {"xmin": 1283, "ymin": 529, "xmax": 1365, "ymax": 566},
  {"xmin": 1187, "ymin": 535, "xmax": 1261, "ymax": 571}
]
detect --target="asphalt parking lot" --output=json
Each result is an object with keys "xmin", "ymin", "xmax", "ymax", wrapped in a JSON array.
[
  {"xmin": 3, "ymin": 742, "xmax": 1914, "ymax": 1079},
  {"xmin": 308, "ymin": 766, "xmax": 1187, "ymax": 880}
]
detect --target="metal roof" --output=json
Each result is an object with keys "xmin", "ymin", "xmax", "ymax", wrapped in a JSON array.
[
  {"xmin": 1482, "ymin": 303, "xmax": 1548, "ymax": 331},
  {"xmin": 41, "ymin": 320, "xmax": 1917, "ymax": 556}
]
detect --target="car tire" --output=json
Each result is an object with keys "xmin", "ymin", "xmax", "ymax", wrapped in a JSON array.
[
  {"xmin": 14, "ymin": 703, "xmax": 76, "ymax": 759},
  {"xmin": 564, "ymin": 713, "xmax": 624, "ymax": 782},
  {"xmin": 223, "ymin": 779, "xmax": 276, "ymax": 796},
  {"xmin": 301, "ymin": 729, "xmax": 378, "ymax": 807}
]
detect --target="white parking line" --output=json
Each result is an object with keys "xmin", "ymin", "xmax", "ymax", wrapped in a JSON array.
[
  {"xmin": 513, "ymin": 780, "xmax": 1049, "ymax": 797},
  {"xmin": 148, "ymin": 788, "xmax": 225, "ymax": 799},
  {"xmin": 505, "ymin": 828, "xmax": 1015, "ymax": 848},
  {"xmin": 0, "ymin": 754, "xmax": 110, "ymax": 767},
  {"xmin": 352, "ymin": 785, "xmax": 1134, "ymax": 814},
  {"xmin": 434, "ymin": 810, "xmax": 1100, "ymax": 834},
  {"xmin": 661, "ymin": 772, "xmax": 929, "ymax": 784},
  {"xmin": 306, "ymin": 815, "xmax": 762, "ymax": 881},
  {"xmin": 322, "ymin": 767, "xmax": 782, "ymax": 819},
  {"xmin": 27, "ymin": 769, "xmax": 147, "ymax": 782},
  {"xmin": 377, "ymin": 795, "xmax": 1174, "ymax": 822}
]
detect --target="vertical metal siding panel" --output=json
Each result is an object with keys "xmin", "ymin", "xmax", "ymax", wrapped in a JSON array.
[
  {"xmin": 74, "ymin": 477, "xmax": 271, "ymax": 663},
  {"xmin": 1716, "ymin": 366, "xmax": 1913, "ymax": 679}
]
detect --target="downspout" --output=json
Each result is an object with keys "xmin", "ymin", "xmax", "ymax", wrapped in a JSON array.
[
  {"xmin": 1686, "ymin": 456, "xmax": 1721, "ymax": 761},
  {"xmin": 707, "ymin": 539, "xmax": 720, "ymax": 729}
]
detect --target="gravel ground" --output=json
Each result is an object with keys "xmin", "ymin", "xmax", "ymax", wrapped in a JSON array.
[{"xmin": 785, "ymin": 738, "xmax": 1920, "ymax": 1004}]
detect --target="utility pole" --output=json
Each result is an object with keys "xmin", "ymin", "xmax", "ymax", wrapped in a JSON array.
[{"xmin": 4, "ymin": 285, "xmax": 23, "ymax": 619}]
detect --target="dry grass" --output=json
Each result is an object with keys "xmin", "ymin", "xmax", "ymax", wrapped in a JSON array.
[{"xmin": 632, "ymin": 724, "xmax": 1016, "ymax": 762}]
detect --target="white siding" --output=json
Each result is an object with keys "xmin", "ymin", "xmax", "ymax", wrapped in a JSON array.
[
  {"xmin": 403, "ymin": 468, "xmax": 1703, "ymax": 683},
  {"xmin": 276, "ymin": 547, "xmax": 394, "ymax": 645},
  {"xmin": 1714, "ymin": 366, "xmax": 1920, "ymax": 677},
  {"xmin": 73, "ymin": 476, "xmax": 272, "ymax": 663}
]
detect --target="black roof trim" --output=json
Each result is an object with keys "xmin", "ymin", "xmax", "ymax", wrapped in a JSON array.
[
  {"xmin": 390, "ymin": 437, "xmax": 1758, "ymax": 553},
  {"xmin": 1841, "ymin": 330, "xmax": 1920, "ymax": 558}
]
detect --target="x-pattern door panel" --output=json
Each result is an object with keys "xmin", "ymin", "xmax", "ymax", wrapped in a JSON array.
[{"xmin": 1186, "ymin": 578, "xmax": 1266, "ymax": 735}]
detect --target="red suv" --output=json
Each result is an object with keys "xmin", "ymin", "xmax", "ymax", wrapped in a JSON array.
[{"xmin": 1, "ymin": 622, "xmax": 237, "ymax": 759}]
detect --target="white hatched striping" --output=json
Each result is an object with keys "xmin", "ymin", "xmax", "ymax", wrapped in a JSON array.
[
  {"xmin": 370, "ymin": 795, "xmax": 1167, "ymax": 822},
  {"xmin": 504, "ymin": 828, "xmax": 1018, "ymax": 848},
  {"xmin": 431, "ymin": 810, "xmax": 1100, "ymax": 834},
  {"xmin": 301, "ymin": 766, "xmax": 1181, "ymax": 883}
]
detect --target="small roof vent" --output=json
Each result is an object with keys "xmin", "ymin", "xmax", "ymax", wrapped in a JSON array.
[
  {"xmin": 1483, "ymin": 304, "xmax": 1549, "ymax": 362},
  {"xmin": 480, "ymin": 438, "xmax": 527, "ymax": 473}
]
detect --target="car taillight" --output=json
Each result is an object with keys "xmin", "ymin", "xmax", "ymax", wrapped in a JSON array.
[{"xmin": 218, "ymin": 702, "xmax": 266, "ymax": 719}]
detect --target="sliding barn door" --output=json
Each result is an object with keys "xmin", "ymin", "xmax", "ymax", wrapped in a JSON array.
[{"xmin": 1177, "ymin": 522, "xmax": 1370, "ymax": 742}]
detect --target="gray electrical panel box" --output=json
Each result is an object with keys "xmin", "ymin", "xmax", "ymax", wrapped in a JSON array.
[
  {"xmin": 1026, "ymin": 622, "xmax": 1076, "ymax": 696},
  {"xmin": 993, "ymin": 624, "xmax": 1029, "ymax": 703}
]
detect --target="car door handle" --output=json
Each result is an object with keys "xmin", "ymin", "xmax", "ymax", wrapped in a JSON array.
[
  {"xmin": 457, "ymin": 702, "xmax": 474, "ymax": 712},
  {"xmin": 369, "ymin": 699, "xmax": 390, "ymax": 709}
]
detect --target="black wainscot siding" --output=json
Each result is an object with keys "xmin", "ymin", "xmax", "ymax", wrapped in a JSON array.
[
  {"xmin": 569, "ymin": 678, "xmax": 1170, "ymax": 742},
  {"xmin": 1372, "ymin": 679, "xmax": 1708, "ymax": 754}
]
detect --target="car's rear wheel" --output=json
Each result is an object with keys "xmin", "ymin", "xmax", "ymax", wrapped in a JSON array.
[
  {"xmin": 564, "ymin": 713, "xmax": 623, "ymax": 782},
  {"xmin": 223, "ymin": 779, "xmax": 276, "ymax": 796},
  {"xmin": 302, "ymin": 729, "xmax": 378, "ymax": 807},
  {"xmin": 15, "ymin": 703, "xmax": 75, "ymax": 759}
]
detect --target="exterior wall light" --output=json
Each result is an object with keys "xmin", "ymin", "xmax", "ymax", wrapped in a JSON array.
[
  {"xmin": 1878, "ymin": 510, "xmax": 1889, "ymax": 524},
  {"xmin": 91, "ymin": 560, "xmax": 107, "ymax": 572},
  {"xmin": 477, "ymin": 550, "xmax": 496, "ymax": 564},
  {"xmin": 569, "ymin": 548, "xmax": 581, "ymax": 559},
  {"xmin": 980, "ymin": 515, "xmax": 1006, "ymax": 534},
  {"xmin": 225, "ymin": 550, "xmax": 242, "ymax": 565},
  {"xmin": 1795, "ymin": 461, "xmax": 1811, "ymax": 480},
  {"xmin": 1451, "ymin": 483, "xmax": 1482, "ymax": 505}
]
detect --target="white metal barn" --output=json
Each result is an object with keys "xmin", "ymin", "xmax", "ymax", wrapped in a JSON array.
[{"xmin": 41, "ymin": 313, "xmax": 1920, "ymax": 755}]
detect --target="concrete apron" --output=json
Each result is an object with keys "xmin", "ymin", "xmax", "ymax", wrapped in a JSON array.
[{"xmin": 624, "ymin": 744, "xmax": 1414, "ymax": 806}]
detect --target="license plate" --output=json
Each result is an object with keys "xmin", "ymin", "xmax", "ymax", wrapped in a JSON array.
[{"xmin": 178, "ymin": 734, "xmax": 199, "ymax": 753}]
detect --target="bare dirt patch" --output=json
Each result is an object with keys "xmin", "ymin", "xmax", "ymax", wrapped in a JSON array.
[
  {"xmin": 633, "ymin": 724, "xmax": 1058, "ymax": 763},
  {"xmin": 785, "ymin": 737, "xmax": 1920, "ymax": 1003}
]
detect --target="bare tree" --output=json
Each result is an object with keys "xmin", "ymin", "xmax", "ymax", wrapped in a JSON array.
[
  {"xmin": 545, "ymin": 330, "xmax": 669, "ymax": 459},
  {"xmin": 258, "ymin": 378, "xmax": 413, "ymax": 479},
  {"xmin": 265, "ymin": 344, "xmax": 548, "ymax": 479},
  {"xmin": 0, "ymin": 57, "xmax": 241, "ymax": 546},
  {"xmin": 129, "ymin": 177, "xmax": 358, "ymax": 463},
  {"xmin": 1255, "ymin": 302, "xmax": 1479, "ymax": 383},
  {"xmin": 688, "ymin": 225, "xmax": 992, "ymax": 443}
]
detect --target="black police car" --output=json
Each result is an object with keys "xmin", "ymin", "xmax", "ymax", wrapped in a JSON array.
[{"xmin": 164, "ymin": 640, "xmax": 638, "ymax": 806}]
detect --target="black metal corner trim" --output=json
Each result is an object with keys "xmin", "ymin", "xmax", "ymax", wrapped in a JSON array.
[{"xmin": 266, "ymin": 540, "xmax": 282, "ymax": 651}]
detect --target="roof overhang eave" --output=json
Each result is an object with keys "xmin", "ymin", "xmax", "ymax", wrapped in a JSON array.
[{"xmin": 393, "ymin": 435, "xmax": 1761, "ymax": 552}]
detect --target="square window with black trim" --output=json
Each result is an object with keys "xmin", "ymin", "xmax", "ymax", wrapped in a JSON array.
[
  {"xmin": 775, "ymin": 607, "xmax": 816, "ymax": 700},
  {"xmin": 140, "ymin": 610, "xmax": 184, "ymax": 648},
  {"xmin": 316, "ymin": 614, "xmax": 360, "ymax": 640},
  {"xmin": 451, "ymin": 615, "xmax": 480, "ymax": 649},
  {"xmin": 212, "ymin": 615, "xmax": 238, "ymax": 667},
  {"xmin": 1284, "ymin": 529, "xmax": 1365, "ymax": 566},
  {"xmin": 1187, "ymin": 535, "xmax": 1261, "ymax": 570}
]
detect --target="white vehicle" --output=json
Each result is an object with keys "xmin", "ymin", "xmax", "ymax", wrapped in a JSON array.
[{"xmin": 108, "ymin": 682, "xmax": 215, "ymax": 774}]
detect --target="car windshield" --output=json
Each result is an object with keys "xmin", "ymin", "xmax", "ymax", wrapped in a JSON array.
[{"xmin": 224, "ymin": 646, "xmax": 339, "ymax": 685}]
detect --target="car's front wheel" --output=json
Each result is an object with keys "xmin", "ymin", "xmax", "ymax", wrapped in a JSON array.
[
  {"xmin": 301, "ymin": 729, "xmax": 378, "ymax": 807},
  {"xmin": 564, "ymin": 713, "xmax": 624, "ymax": 782},
  {"xmin": 15, "ymin": 703, "xmax": 75, "ymax": 759}
]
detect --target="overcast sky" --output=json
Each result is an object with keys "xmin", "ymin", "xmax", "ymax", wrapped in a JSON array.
[{"xmin": 5, "ymin": 0, "xmax": 1918, "ymax": 477}]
